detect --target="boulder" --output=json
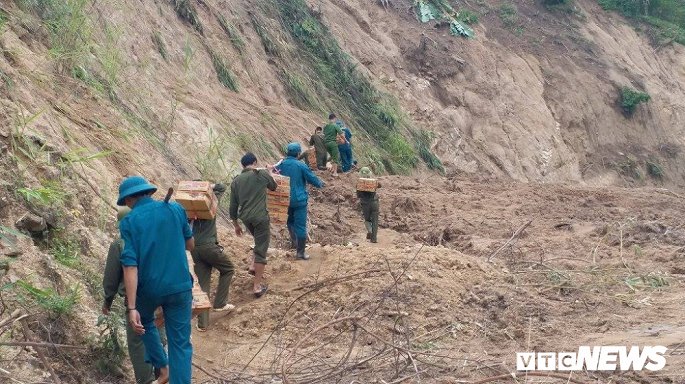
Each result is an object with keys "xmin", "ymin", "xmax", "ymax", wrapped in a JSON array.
[{"xmin": 15, "ymin": 212, "xmax": 47, "ymax": 233}]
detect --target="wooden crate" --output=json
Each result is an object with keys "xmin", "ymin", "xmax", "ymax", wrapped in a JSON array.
[
  {"xmin": 267, "ymin": 174, "xmax": 290, "ymax": 224},
  {"xmin": 356, "ymin": 178, "xmax": 378, "ymax": 192},
  {"xmin": 175, "ymin": 181, "xmax": 218, "ymax": 220},
  {"xmin": 186, "ymin": 253, "xmax": 211, "ymax": 315}
]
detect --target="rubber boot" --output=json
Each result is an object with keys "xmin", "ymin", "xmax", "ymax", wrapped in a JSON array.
[
  {"xmin": 365, "ymin": 221, "xmax": 373, "ymax": 240},
  {"xmin": 288, "ymin": 227, "xmax": 297, "ymax": 250},
  {"xmin": 296, "ymin": 238, "xmax": 310, "ymax": 260}
]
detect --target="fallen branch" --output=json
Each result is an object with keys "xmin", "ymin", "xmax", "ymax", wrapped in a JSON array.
[
  {"xmin": 192, "ymin": 360, "xmax": 226, "ymax": 382},
  {"xmin": 487, "ymin": 220, "xmax": 532, "ymax": 262},
  {"xmin": 20, "ymin": 319, "xmax": 62, "ymax": 384},
  {"xmin": 0, "ymin": 341, "xmax": 87, "ymax": 350}
]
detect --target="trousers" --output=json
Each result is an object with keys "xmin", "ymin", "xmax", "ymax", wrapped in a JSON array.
[
  {"xmin": 137, "ymin": 289, "xmax": 193, "ymax": 384},
  {"xmin": 339, "ymin": 144, "xmax": 353, "ymax": 172},
  {"xmin": 287, "ymin": 204, "xmax": 308, "ymax": 240},
  {"xmin": 191, "ymin": 243, "xmax": 234, "ymax": 328}
]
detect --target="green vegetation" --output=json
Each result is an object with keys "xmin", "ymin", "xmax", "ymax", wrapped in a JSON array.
[
  {"xmin": 457, "ymin": 9, "xmax": 479, "ymax": 25},
  {"xmin": 19, "ymin": 0, "xmax": 92, "ymax": 70},
  {"xmin": 616, "ymin": 156, "xmax": 643, "ymax": 179},
  {"xmin": 16, "ymin": 280, "xmax": 80, "ymax": 318},
  {"xmin": 217, "ymin": 14, "xmax": 246, "ymax": 54},
  {"xmin": 94, "ymin": 311, "xmax": 126, "ymax": 376},
  {"xmin": 542, "ymin": 0, "xmax": 569, "ymax": 4},
  {"xmin": 17, "ymin": 182, "xmax": 67, "ymax": 207},
  {"xmin": 250, "ymin": 14, "xmax": 282, "ymax": 57},
  {"xmin": 262, "ymin": 0, "xmax": 442, "ymax": 173},
  {"xmin": 0, "ymin": 9, "xmax": 8, "ymax": 31},
  {"xmin": 598, "ymin": 0, "xmax": 685, "ymax": 45},
  {"xmin": 414, "ymin": 130, "xmax": 445, "ymax": 173},
  {"xmin": 620, "ymin": 86, "xmax": 650, "ymax": 115},
  {"xmin": 195, "ymin": 126, "xmax": 238, "ymax": 187},
  {"xmin": 646, "ymin": 159, "xmax": 664, "ymax": 179},
  {"xmin": 95, "ymin": 24, "xmax": 124, "ymax": 89},
  {"xmin": 49, "ymin": 233, "xmax": 80, "ymax": 267},
  {"xmin": 281, "ymin": 70, "xmax": 319, "ymax": 110},
  {"xmin": 209, "ymin": 50, "xmax": 239, "ymax": 92},
  {"xmin": 171, "ymin": 0, "xmax": 203, "ymax": 35},
  {"xmin": 152, "ymin": 31, "xmax": 169, "ymax": 61},
  {"xmin": 498, "ymin": 3, "xmax": 519, "ymax": 28}
]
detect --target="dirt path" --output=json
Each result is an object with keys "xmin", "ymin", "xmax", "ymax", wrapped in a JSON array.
[{"xmin": 190, "ymin": 174, "xmax": 685, "ymax": 383}]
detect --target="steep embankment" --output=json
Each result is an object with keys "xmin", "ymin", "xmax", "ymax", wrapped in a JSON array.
[{"xmin": 0, "ymin": 0, "xmax": 684, "ymax": 383}]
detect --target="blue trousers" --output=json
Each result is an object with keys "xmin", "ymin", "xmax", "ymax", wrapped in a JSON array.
[
  {"xmin": 339, "ymin": 144, "xmax": 353, "ymax": 172},
  {"xmin": 137, "ymin": 289, "xmax": 193, "ymax": 384},
  {"xmin": 287, "ymin": 203, "xmax": 308, "ymax": 240}
]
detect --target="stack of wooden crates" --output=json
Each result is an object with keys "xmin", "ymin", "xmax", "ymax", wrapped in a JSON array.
[
  {"xmin": 267, "ymin": 174, "xmax": 290, "ymax": 224},
  {"xmin": 174, "ymin": 181, "xmax": 218, "ymax": 220},
  {"xmin": 356, "ymin": 178, "xmax": 378, "ymax": 192}
]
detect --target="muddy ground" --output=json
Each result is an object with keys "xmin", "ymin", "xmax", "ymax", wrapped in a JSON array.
[{"xmin": 188, "ymin": 172, "xmax": 685, "ymax": 383}]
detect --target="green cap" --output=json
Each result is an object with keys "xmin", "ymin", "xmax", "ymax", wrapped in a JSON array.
[{"xmin": 359, "ymin": 167, "xmax": 373, "ymax": 177}]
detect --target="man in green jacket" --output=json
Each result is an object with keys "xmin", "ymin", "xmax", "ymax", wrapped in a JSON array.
[
  {"xmin": 229, "ymin": 152, "xmax": 277, "ymax": 298},
  {"xmin": 102, "ymin": 207, "xmax": 155, "ymax": 384},
  {"xmin": 191, "ymin": 183, "xmax": 235, "ymax": 332},
  {"xmin": 323, "ymin": 113, "xmax": 343, "ymax": 176},
  {"xmin": 308, "ymin": 127, "xmax": 327, "ymax": 170}
]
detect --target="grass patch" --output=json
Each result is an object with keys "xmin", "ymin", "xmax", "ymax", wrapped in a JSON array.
[
  {"xmin": 16, "ymin": 280, "xmax": 79, "ymax": 318},
  {"xmin": 19, "ymin": 0, "xmax": 92, "ymax": 71},
  {"xmin": 646, "ymin": 159, "xmax": 664, "ymax": 179},
  {"xmin": 414, "ymin": 130, "xmax": 445, "ymax": 173},
  {"xmin": 616, "ymin": 156, "xmax": 643, "ymax": 180},
  {"xmin": 598, "ymin": 0, "xmax": 685, "ymax": 45},
  {"xmin": 217, "ymin": 14, "xmax": 246, "ymax": 54},
  {"xmin": 152, "ymin": 31, "xmax": 169, "ymax": 61},
  {"xmin": 195, "ymin": 126, "xmax": 238, "ymax": 187},
  {"xmin": 17, "ymin": 182, "xmax": 67, "ymax": 207},
  {"xmin": 281, "ymin": 70, "xmax": 319, "ymax": 110},
  {"xmin": 250, "ymin": 13, "xmax": 281, "ymax": 57},
  {"xmin": 95, "ymin": 23, "xmax": 123, "ymax": 90},
  {"xmin": 620, "ymin": 86, "xmax": 650, "ymax": 116},
  {"xmin": 171, "ymin": 0, "xmax": 203, "ymax": 35},
  {"xmin": 209, "ymin": 49, "xmax": 239, "ymax": 92},
  {"xmin": 498, "ymin": 3, "xmax": 519, "ymax": 28},
  {"xmin": 48, "ymin": 232, "xmax": 80, "ymax": 267},
  {"xmin": 457, "ymin": 9, "xmax": 479, "ymax": 25}
]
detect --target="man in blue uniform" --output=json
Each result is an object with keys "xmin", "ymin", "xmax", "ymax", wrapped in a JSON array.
[
  {"xmin": 117, "ymin": 176, "xmax": 195, "ymax": 384},
  {"xmin": 337, "ymin": 121, "xmax": 354, "ymax": 173},
  {"xmin": 275, "ymin": 143, "xmax": 324, "ymax": 260}
]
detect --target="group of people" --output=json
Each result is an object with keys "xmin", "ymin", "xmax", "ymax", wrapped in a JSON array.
[
  {"xmin": 101, "ymin": 115, "xmax": 381, "ymax": 384},
  {"xmin": 308, "ymin": 113, "xmax": 356, "ymax": 176}
]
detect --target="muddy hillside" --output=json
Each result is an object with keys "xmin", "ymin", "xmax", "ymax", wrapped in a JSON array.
[{"xmin": 0, "ymin": 0, "xmax": 684, "ymax": 383}]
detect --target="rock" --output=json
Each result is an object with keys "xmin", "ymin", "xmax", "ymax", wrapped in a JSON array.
[{"xmin": 15, "ymin": 212, "xmax": 47, "ymax": 233}]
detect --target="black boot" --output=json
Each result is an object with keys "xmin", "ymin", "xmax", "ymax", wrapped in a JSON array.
[
  {"xmin": 296, "ymin": 238, "xmax": 310, "ymax": 260},
  {"xmin": 288, "ymin": 227, "xmax": 297, "ymax": 250}
]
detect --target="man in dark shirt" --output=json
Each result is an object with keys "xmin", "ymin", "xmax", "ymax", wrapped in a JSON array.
[
  {"xmin": 190, "ymin": 183, "xmax": 235, "ymax": 331},
  {"xmin": 308, "ymin": 127, "xmax": 327, "ymax": 170},
  {"xmin": 229, "ymin": 153, "xmax": 277, "ymax": 297},
  {"xmin": 356, "ymin": 167, "xmax": 381, "ymax": 243}
]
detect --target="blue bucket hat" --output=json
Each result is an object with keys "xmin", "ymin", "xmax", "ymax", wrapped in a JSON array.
[
  {"xmin": 286, "ymin": 142, "xmax": 301, "ymax": 157},
  {"xmin": 116, "ymin": 176, "xmax": 157, "ymax": 206}
]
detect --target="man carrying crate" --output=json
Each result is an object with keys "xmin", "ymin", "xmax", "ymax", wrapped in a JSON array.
[
  {"xmin": 356, "ymin": 167, "xmax": 381, "ymax": 243},
  {"xmin": 275, "ymin": 143, "xmax": 325, "ymax": 260},
  {"xmin": 229, "ymin": 153, "xmax": 277, "ymax": 298},
  {"xmin": 190, "ymin": 182, "xmax": 235, "ymax": 332},
  {"xmin": 117, "ymin": 176, "xmax": 195, "ymax": 384}
]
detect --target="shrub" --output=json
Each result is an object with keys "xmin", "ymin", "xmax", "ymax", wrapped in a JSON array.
[
  {"xmin": 49, "ymin": 234, "xmax": 80, "ymax": 267},
  {"xmin": 171, "ymin": 0, "xmax": 203, "ymax": 34},
  {"xmin": 620, "ymin": 87, "xmax": 650, "ymax": 115},
  {"xmin": 17, "ymin": 280, "xmax": 80, "ymax": 318},
  {"xmin": 19, "ymin": 0, "xmax": 92, "ymax": 70},
  {"xmin": 498, "ymin": 3, "xmax": 519, "ymax": 27},
  {"xmin": 152, "ymin": 31, "xmax": 169, "ymax": 61},
  {"xmin": 17, "ymin": 182, "xmax": 67, "ymax": 207},
  {"xmin": 457, "ymin": 9, "xmax": 479, "ymax": 25},
  {"xmin": 217, "ymin": 14, "xmax": 245, "ymax": 54},
  {"xmin": 646, "ymin": 159, "xmax": 664, "ymax": 178},
  {"xmin": 209, "ymin": 50, "xmax": 239, "ymax": 92}
]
